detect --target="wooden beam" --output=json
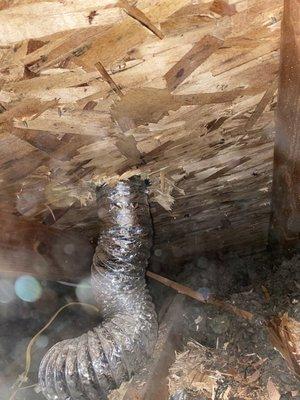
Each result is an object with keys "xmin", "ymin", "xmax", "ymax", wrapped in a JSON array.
[
  {"xmin": 270, "ymin": 0, "xmax": 300, "ymax": 249},
  {"xmin": 121, "ymin": 294, "xmax": 185, "ymax": 400},
  {"xmin": 0, "ymin": 212, "xmax": 94, "ymax": 281}
]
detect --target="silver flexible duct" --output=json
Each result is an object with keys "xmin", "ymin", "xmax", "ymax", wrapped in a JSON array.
[{"xmin": 38, "ymin": 177, "xmax": 158, "ymax": 400}]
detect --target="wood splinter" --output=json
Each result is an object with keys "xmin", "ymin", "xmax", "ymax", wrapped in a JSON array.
[
  {"xmin": 118, "ymin": 0, "xmax": 164, "ymax": 40},
  {"xmin": 146, "ymin": 270, "xmax": 254, "ymax": 321},
  {"xmin": 95, "ymin": 61, "xmax": 124, "ymax": 97}
]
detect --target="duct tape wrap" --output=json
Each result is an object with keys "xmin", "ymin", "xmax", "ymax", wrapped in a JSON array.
[{"xmin": 38, "ymin": 177, "xmax": 158, "ymax": 400}]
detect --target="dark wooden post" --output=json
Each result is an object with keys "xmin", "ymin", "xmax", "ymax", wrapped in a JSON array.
[{"xmin": 270, "ymin": 0, "xmax": 300, "ymax": 249}]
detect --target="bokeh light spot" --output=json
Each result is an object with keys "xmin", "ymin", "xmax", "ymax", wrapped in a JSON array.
[
  {"xmin": 14, "ymin": 275, "xmax": 42, "ymax": 302},
  {"xmin": 35, "ymin": 335, "xmax": 49, "ymax": 349},
  {"xmin": 64, "ymin": 243, "xmax": 75, "ymax": 255},
  {"xmin": 75, "ymin": 277, "xmax": 93, "ymax": 304}
]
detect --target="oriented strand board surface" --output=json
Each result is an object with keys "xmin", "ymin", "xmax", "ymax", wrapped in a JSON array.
[{"xmin": 0, "ymin": 0, "xmax": 282, "ymax": 267}]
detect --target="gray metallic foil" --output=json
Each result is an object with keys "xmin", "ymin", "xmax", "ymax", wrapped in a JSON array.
[{"xmin": 38, "ymin": 177, "xmax": 158, "ymax": 400}]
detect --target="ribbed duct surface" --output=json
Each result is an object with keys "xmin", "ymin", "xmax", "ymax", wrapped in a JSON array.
[{"xmin": 38, "ymin": 177, "xmax": 158, "ymax": 400}]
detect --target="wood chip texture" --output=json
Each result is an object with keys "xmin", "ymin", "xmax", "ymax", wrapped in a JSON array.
[{"xmin": 0, "ymin": 0, "xmax": 282, "ymax": 266}]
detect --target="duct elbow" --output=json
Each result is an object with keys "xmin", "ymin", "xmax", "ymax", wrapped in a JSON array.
[{"xmin": 38, "ymin": 177, "xmax": 158, "ymax": 400}]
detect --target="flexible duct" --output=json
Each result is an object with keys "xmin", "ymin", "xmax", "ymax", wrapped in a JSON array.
[{"xmin": 38, "ymin": 177, "xmax": 158, "ymax": 400}]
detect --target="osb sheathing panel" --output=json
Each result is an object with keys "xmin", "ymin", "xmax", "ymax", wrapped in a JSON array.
[{"xmin": 0, "ymin": 0, "xmax": 282, "ymax": 266}]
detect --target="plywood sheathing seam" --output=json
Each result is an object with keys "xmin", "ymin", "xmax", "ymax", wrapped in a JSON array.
[{"xmin": 0, "ymin": 0, "xmax": 282, "ymax": 263}]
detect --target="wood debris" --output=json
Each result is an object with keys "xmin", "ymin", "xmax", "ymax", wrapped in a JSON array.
[
  {"xmin": 169, "ymin": 341, "xmax": 278, "ymax": 400},
  {"xmin": 267, "ymin": 313, "xmax": 300, "ymax": 379},
  {"xmin": 267, "ymin": 378, "xmax": 281, "ymax": 400}
]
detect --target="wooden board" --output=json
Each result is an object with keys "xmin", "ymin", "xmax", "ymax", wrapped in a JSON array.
[
  {"xmin": 0, "ymin": 0, "xmax": 283, "ymax": 270},
  {"xmin": 271, "ymin": 0, "xmax": 300, "ymax": 249}
]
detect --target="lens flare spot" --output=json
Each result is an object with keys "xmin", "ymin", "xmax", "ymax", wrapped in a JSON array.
[
  {"xmin": 75, "ymin": 277, "xmax": 92, "ymax": 304},
  {"xmin": 36, "ymin": 335, "xmax": 49, "ymax": 349},
  {"xmin": 64, "ymin": 243, "xmax": 75, "ymax": 255},
  {"xmin": 15, "ymin": 275, "xmax": 42, "ymax": 302}
]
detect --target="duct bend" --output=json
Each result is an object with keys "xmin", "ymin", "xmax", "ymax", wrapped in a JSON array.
[{"xmin": 38, "ymin": 177, "xmax": 158, "ymax": 400}]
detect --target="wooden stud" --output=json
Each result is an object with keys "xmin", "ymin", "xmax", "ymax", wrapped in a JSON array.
[{"xmin": 270, "ymin": 0, "xmax": 300, "ymax": 249}]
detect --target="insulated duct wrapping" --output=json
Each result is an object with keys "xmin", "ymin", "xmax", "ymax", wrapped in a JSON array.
[{"xmin": 38, "ymin": 177, "xmax": 158, "ymax": 400}]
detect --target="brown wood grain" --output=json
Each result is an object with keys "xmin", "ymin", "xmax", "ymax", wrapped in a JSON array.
[
  {"xmin": 164, "ymin": 34, "xmax": 223, "ymax": 91},
  {"xmin": 210, "ymin": 0, "xmax": 237, "ymax": 17},
  {"xmin": 270, "ymin": 0, "xmax": 300, "ymax": 248},
  {"xmin": 0, "ymin": 0, "xmax": 283, "ymax": 265},
  {"xmin": 118, "ymin": 0, "xmax": 164, "ymax": 40}
]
